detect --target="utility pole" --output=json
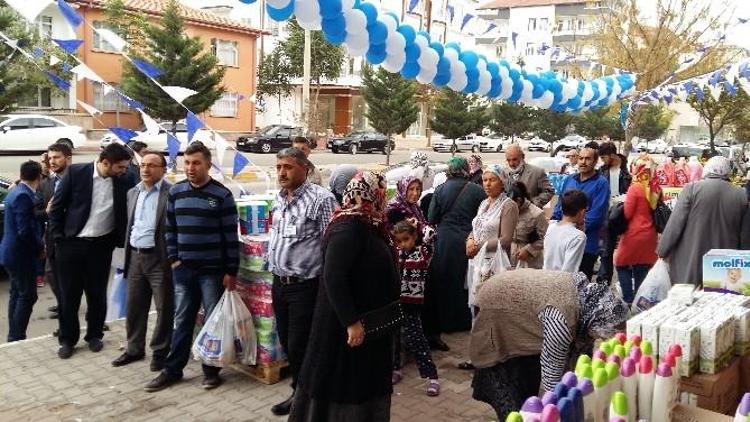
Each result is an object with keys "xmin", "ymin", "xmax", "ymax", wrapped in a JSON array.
[
  {"xmin": 302, "ymin": 29, "xmax": 311, "ymax": 132},
  {"xmin": 423, "ymin": 0, "xmax": 435, "ymax": 147}
]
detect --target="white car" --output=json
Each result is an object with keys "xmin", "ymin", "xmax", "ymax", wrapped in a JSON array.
[
  {"xmin": 432, "ymin": 134, "xmax": 484, "ymax": 153},
  {"xmin": 0, "ymin": 114, "xmax": 86, "ymax": 152},
  {"xmin": 479, "ymin": 134, "xmax": 513, "ymax": 152},
  {"xmin": 100, "ymin": 121, "xmax": 215, "ymax": 154},
  {"xmin": 527, "ymin": 137, "xmax": 550, "ymax": 152},
  {"xmin": 556, "ymin": 134, "xmax": 587, "ymax": 151},
  {"xmin": 646, "ymin": 139, "xmax": 668, "ymax": 154},
  {"xmin": 528, "ymin": 156, "xmax": 569, "ymax": 175}
]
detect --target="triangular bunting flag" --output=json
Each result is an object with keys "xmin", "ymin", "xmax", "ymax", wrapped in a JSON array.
[
  {"xmin": 214, "ymin": 133, "xmax": 229, "ymax": 167},
  {"xmin": 50, "ymin": 55, "xmax": 61, "ymax": 66},
  {"xmin": 167, "ymin": 133, "xmax": 180, "ymax": 163},
  {"xmin": 93, "ymin": 27, "xmax": 127, "ymax": 52},
  {"xmin": 57, "ymin": 0, "xmax": 83, "ymax": 29},
  {"xmin": 4, "ymin": 0, "xmax": 52, "ymax": 22},
  {"xmin": 694, "ymin": 87, "xmax": 704, "ymax": 101},
  {"xmin": 71, "ymin": 63, "xmax": 104, "ymax": 83},
  {"xmin": 708, "ymin": 84, "xmax": 721, "ymax": 101},
  {"xmin": 62, "ymin": 62, "xmax": 72, "ymax": 73},
  {"xmin": 461, "ymin": 14, "xmax": 474, "ymax": 31},
  {"xmin": 233, "ymin": 152, "xmax": 250, "ymax": 177},
  {"xmin": 47, "ymin": 72, "xmax": 70, "ymax": 91},
  {"xmin": 108, "ymin": 127, "xmax": 138, "ymax": 143},
  {"xmin": 77, "ymin": 100, "xmax": 102, "ymax": 116},
  {"xmin": 162, "ymin": 86, "xmax": 198, "ymax": 103},
  {"xmin": 52, "ymin": 38, "xmax": 84, "ymax": 54},
  {"xmin": 118, "ymin": 92, "xmax": 144, "ymax": 110},
  {"xmin": 407, "ymin": 0, "xmax": 420, "ymax": 13},
  {"xmin": 103, "ymin": 85, "xmax": 114, "ymax": 96},
  {"xmin": 138, "ymin": 109, "xmax": 161, "ymax": 135},
  {"xmin": 211, "ymin": 163, "xmax": 225, "ymax": 181},
  {"xmin": 185, "ymin": 111, "xmax": 204, "ymax": 143},
  {"xmin": 739, "ymin": 77, "xmax": 750, "ymax": 95},
  {"xmin": 723, "ymin": 81, "xmax": 737, "ymax": 96},
  {"xmin": 32, "ymin": 47, "xmax": 44, "ymax": 58},
  {"xmin": 131, "ymin": 58, "xmax": 163, "ymax": 79}
]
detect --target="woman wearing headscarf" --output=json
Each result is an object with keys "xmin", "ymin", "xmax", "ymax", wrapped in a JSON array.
[
  {"xmin": 387, "ymin": 176, "xmax": 427, "ymax": 229},
  {"xmin": 468, "ymin": 154, "xmax": 484, "ymax": 185},
  {"xmin": 470, "ymin": 269, "xmax": 629, "ymax": 421},
  {"xmin": 658, "ymin": 156, "xmax": 748, "ymax": 285},
  {"xmin": 427, "ymin": 157, "xmax": 486, "ymax": 334},
  {"xmin": 408, "ymin": 151, "xmax": 435, "ymax": 190},
  {"xmin": 290, "ymin": 172, "xmax": 400, "ymax": 422},
  {"xmin": 508, "ymin": 181, "xmax": 547, "ymax": 270},
  {"xmin": 328, "ymin": 164, "xmax": 359, "ymax": 205},
  {"xmin": 615, "ymin": 155, "xmax": 660, "ymax": 304}
]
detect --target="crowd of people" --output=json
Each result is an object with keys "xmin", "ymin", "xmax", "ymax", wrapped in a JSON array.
[{"xmin": 2, "ymin": 136, "xmax": 750, "ymax": 421}]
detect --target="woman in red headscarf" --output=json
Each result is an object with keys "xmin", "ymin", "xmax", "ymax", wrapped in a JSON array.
[{"xmin": 614, "ymin": 155, "xmax": 660, "ymax": 304}]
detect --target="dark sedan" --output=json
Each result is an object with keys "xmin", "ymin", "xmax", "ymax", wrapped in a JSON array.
[
  {"xmin": 329, "ymin": 131, "xmax": 394, "ymax": 154},
  {"xmin": 236, "ymin": 124, "xmax": 304, "ymax": 153}
]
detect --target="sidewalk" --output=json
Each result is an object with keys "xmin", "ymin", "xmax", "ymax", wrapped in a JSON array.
[{"xmin": 0, "ymin": 316, "xmax": 497, "ymax": 421}]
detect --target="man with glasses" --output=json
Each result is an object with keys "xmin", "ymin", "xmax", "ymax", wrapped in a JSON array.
[{"xmin": 112, "ymin": 152, "xmax": 174, "ymax": 371}]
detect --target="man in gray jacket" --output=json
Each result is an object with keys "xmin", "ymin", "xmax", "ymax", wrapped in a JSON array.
[
  {"xmin": 111, "ymin": 151, "xmax": 173, "ymax": 371},
  {"xmin": 505, "ymin": 144, "xmax": 555, "ymax": 208}
]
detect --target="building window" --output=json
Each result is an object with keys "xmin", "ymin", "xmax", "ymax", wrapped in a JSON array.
[
  {"xmin": 92, "ymin": 21, "xmax": 120, "ymax": 52},
  {"xmin": 212, "ymin": 39, "xmax": 239, "ymax": 67},
  {"xmin": 93, "ymin": 82, "xmax": 129, "ymax": 112},
  {"xmin": 525, "ymin": 42, "xmax": 536, "ymax": 56},
  {"xmin": 528, "ymin": 18, "xmax": 536, "ymax": 31},
  {"xmin": 37, "ymin": 16, "xmax": 53, "ymax": 38},
  {"xmin": 211, "ymin": 92, "xmax": 239, "ymax": 117},
  {"xmin": 540, "ymin": 18, "xmax": 549, "ymax": 32},
  {"xmin": 17, "ymin": 87, "xmax": 52, "ymax": 108}
]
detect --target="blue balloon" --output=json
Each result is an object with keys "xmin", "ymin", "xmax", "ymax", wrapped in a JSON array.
[
  {"xmin": 319, "ymin": 0, "xmax": 342, "ymax": 19},
  {"xmin": 509, "ymin": 68, "xmax": 520, "ymax": 82},
  {"xmin": 463, "ymin": 78, "xmax": 479, "ymax": 94},
  {"xmin": 266, "ymin": 2, "xmax": 294, "ymax": 21},
  {"xmin": 433, "ymin": 72, "xmax": 450, "ymax": 87},
  {"xmin": 239, "ymin": 0, "xmax": 256, "ymax": 3},
  {"xmin": 417, "ymin": 31, "xmax": 430, "ymax": 42},
  {"xmin": 324, "ymin": 28, "xmax": 347, "ymax": 45},
  {"xmin": 385, "ymin": 12, "xmax": 400, "ymax": 26},
  {"xmin": 366, "ymin": 48, "xmax": 387, "ymax": 65},
  {"xmin": 353, "ymin": 0, "xmax": 361, "ymax": 7},
  {"xmin": 445, "ymin": 42, "xmax": 461, "ymax": 52},
  {"xmin": 577, "ymin": 81, "xmax": 585, "ymax": 96},
  {"xmin": 397, "ymin": 25, "xmax": 416, "ymax": 46},
  {"xmin": 322, "ymin": 15, "xmax": 346, "ymax": 37},
  {"xmin": 357, "ymin": 2, "xmax": 378, "ymax": 26},
  {"xmin": 459, "ymin": 51, "xmax": 479, "ymax": 70},
  {"xmin": 498, "ymin": 59, "xmax": 511, "ymax": 69},
  {"xmin": 400, "ymin": 61, "xmax": 420, "ymax": 79},
  {"xmin": 567, "ymin": 97, "xmax": 581, "ymax": 109},
  {"xmin": 430, "ymin": 42, "xmax": 444, "ymax": 57},
  {"xmin": 597, "ymin": 98, "xmax": 609, "ymax": 107},
  {"xmin": 489, "ymin": 80, "xmax": 501, "ymax": 98},
  {"xmin": 405, "ymin": 43, "xmax": 421, "ymax": 62},
  {"xmin": 465, "ymin": 68, "xmax": 479, "ymax": 81},
  {"xmin": 509, "ymin": 80, "xmax": 523, "ymax": 103},
  {"xmin": 436, "ymin": 56, "xmax": 451, "ymax": 75},
  {"xmin": 590, "ymin": 84, "xmax": 600, "ymax": 102},
  {"xmin": 367, "ymin": 21, "xmax": 388, "ymax": 45},
  {"xmin": 487, "ymin": 62, "xmax": 499, "ymax": 78},
  {"xmin": 532, "ymin": 84, "xmax": 544, "ymax": 99}
]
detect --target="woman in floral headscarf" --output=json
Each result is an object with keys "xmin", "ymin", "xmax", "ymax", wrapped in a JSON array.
[
  {"xmin": 614, "ymin": 155, "xmax": 660, "ymax": 304},
  {"xmin": 290, "ymin": 172, "xmax": 400, "ymax": 422},
  {"xmin": 387, "ymin": 176, "xmax": 427, "ymax": 229}
]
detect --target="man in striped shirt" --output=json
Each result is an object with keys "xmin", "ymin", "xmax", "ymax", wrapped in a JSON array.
[
  {"xmin": 145, "ymin": 142, "xmax": 239, "ymax": 393},
  {"xmin": 268, "ymin": 148, "xmax": 337, "ymax": 416}
]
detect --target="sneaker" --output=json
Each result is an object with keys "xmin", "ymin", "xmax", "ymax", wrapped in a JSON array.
[
  {"xmin": 392, "ymin": 370, "xmax": 404, "ymax": 385},
  {"xmin": 36, "ymin": 276, "xmax": 45, "ymax": 288},
  {"xmin": 58, "ymin": 344, "xmax": 74, "ymax": 359},
  {"xmin": 144, "ymin": 372, "xmax": 182, "ymax": 392},
  {"xmin": 426, "ymin": 379, "xmax": 440, "ymax": 397},
  {"xmin": 202, "ymin": 374, "xmax": 223, "ymax": 390}
]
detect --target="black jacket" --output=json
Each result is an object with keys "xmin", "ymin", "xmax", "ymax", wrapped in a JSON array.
[
  {"xmin": 600, "ymin": 154, "xmax": 632, "ymax": 196},
  {"xmin": 48, "ymin": 162, "xmax": 134, "ymax": 247}
]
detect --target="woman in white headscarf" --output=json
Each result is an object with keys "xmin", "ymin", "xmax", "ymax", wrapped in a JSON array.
[
  {"xmin": 408, "ymin": 151, "xmax": 435, "ymax": 190},
  {"xmin": 657, "ymin": 156, "xmax": 748, "ymax": 285}
]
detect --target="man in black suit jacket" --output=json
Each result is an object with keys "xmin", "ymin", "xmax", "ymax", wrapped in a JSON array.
[
  {"xmin": 35, "ymin": 142, "xmax": 73, "ymax": 321},
  {"xmin": 49, "ymin": 143, "xmax": 135, "ymax": 359}
]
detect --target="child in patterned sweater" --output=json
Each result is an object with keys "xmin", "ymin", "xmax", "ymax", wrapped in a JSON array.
[{"xmin": 391, "ymin": 220, "xmax": 440, "ymax": 397}]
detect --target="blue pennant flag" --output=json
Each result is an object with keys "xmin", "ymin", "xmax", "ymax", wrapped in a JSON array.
[
  {"xmin": 668, "ymin": 87, "xmax": 677, "ymax": 95},
  {"xmin": 709, "ymin": 71, "xmax": 722, "ymax": 87},
  {"xmin": 483, "ymin": 23, "xmax": 497, "ymax": 35},
  {"xmin": 446, "ymin": 5, "xmax": 454, "ymax": 23},
  {"xmin": 664, "ymin": 94, "xmax": 673, "ymax": 105},
  {"xmin": 511, "ymin": 32, "xmax": 518, "ymax": 49},
  {"xmin": 740, "ymin": 17, "xmax": 749, "ymax": 24},
  {"xmin": 167, "ymin": 133, "xmax": 180, "ymax": 163},
  {"xmin": 695, "ymin": 87, "xmax": 704, "ymax": 101},
  {"xmin": 723, "ymin": 81, "xmax": 737, "ymax": 96},
  {"xmin": 108, "ymin": 127, "xmax": 138, "ymax": 143},
  {"xmin": 117, "ymin": 92, "xmax": 145, "ymax": 110},
  {"xmin": 132, "ymin": 58, "xmax": 163, "ymax": 79},
  {"xmin": 233, "ymin": 152, "xmax": 250, "ymax": 177},
  {"xmin": 47, "ymin": 72, "xmax": 70, "ymax": 91},
  {"xmin": 408, "ymin": 0, "xmax": 420, "ymax": 13},
  {"xmin": 62, "ymin": 62, "xmax": 72, "ymax": 73},
  {"xmin": 186, "ymin": 111, "xmax": 204, "ymax": 143},
  {"xmin": 461, "ymin": 14, "xmax": 474, "ymax": 31},
  {"xmin": 52, "ymin": 38, "xmax": 83, "ymax": 54},
  {"xmin": 58, "ymin": 0, "xmax": 83, "ymax": 29},
  {"xmin": 683, "ymin": 81, "xmax": 693, "ymax": 93},
  {"xmin": 32, "ymin": 47, "xmax": 44, "ymax": 58}
]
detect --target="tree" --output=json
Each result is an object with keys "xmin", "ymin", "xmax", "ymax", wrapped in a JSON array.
[
  {"xmin": 118, "ymin": 0, "xmax": 225, "ymax": 131},
  {"xmin": 530, "ymin": 109, "xmax": 574, "ymax": 155},
  {"xmin": 102, "ymin": 0, "xmax": 148, "ymax": 53},
  {"xmin": 256, "ymin": 47, "xmax": 293, "ymax": 123},
  {"xmin": 688, "ymin": 87, "xmax": 750, "ymax": 152},
  {"xmin": 631, "ymin": 104, "xmax": 673, "ymax": 142},
  {"xmin": 430, "ymin": 89, "xmax": 487, "ymax": 153},
  {"xmin": 575, "ymin": 106, "xmax": 625, "ymax": 141},
  {"xmin": 487, "ymin": 102, "xmax": 533, "ymax": 142},
  {"xmin": 360, "ymin": 65, "xmax": 419, "ymax": 166},
  {"xmin": 279, "ymin": 19, "xmax": 345, "ymax": 134}
]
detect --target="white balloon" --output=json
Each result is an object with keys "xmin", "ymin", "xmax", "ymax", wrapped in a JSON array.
[
  {"xmin": 295, "ymin": 0, "xmax": 321, "ymax": 27},
  {"xmin": 443, "ymin": 48, "xmax": 458, "ymax": 63},
  {"xmin": 476, "ymin": 58, "xmax": 487, "ymax": 74},
  {"xmin": 341, "ymin": 0, "xmax": 355, "ymax": 11},
  {"xmin": 581, "ymin": 83, "xmax": 594, "ymax": 102},
  {"xmin": 595, "ymin": 80, "xmax": 607, "ymax": 101},
  {"xmin": 418, "ymin": 48, "xmax": 438, "ymax": 69},
  {"xmin": 344, "ymin": 9, "xmax": 367, "ymax": 35},
  {"xmin": 385, "ymin": 31, "xmax": 406, "ymax": 56},
  {"xmin": 538, "ymin": 91, "xmax": 554, "ymax": 109},
  {"xmin": 498, "ymin": 65, "xmax": 509, "ymax": 81},
  {"xmin": 381, "ymin": 53, "xmax": 405, "ymax": 73},
  {"xmin": 267, "ymin": 0, "xmax": 291, "ymax": 8},
  {"xmin": 381, "ymin": 15, "xmax": 398, "ymax": 33},
  {"xmin": 417, "ymin": 67, "xmax": 437, "ymax": 84},
  {"xmin": 562, "ymin": 81, "xmax": 578, "ymax": 103},
  {"xmin": 344, "ymin": 31, "xmax": 369, "ymax": 55},
  {"xmin": 297, "ymin": 17, "xmax": 322, "ymax": 30},
  {"xmin": 519, "ymin": 80, "xmax": 534, "ymax": 104},
  {"xmin": 448, "ymin": 60, "xmax": 467, "ymax": 91},
  {"xmin": 345, "ymin": 43, "xmax": 367, "ymax": 57},
  {"xmin": 500, "ymin": 79, "xmax": 514, "ymax": 100},
  {"xmin": 477, "ymin": 70, "xmax": 492, "ymax": 96}
]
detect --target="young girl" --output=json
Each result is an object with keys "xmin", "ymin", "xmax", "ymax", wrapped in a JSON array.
[{"xmin": 392, "ymin": 221, "xmax": 440, "ymax": 396}]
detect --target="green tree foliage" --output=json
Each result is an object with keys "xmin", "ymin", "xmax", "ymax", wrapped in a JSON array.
[
  {"xmin": 430, "ymin": 89, "xmax": 487, "ymax": 150},
  {"xmin": 118, "ymin": 0, "xmax": 225, "ymax": 130},
  {"xmin": 631, "ymin": 104, "xmax": 673, "ymax": 142},
  {"xmin": 487, "ymin": 102, "xmax": 533, "ymax": 141},
  {"xmin": 530, "ymin": 109, "xmax": 575, "ymax": 154},
  {"xmin": 279, "ymin": 19, "xmax": 345, "ymax": 133},
  {"xmin": 575, "ymin": 106, "xmax": 625, "ymax": 141},
  {"xmin": 688, "ymin": 88, "xmax": 750, "ymax": 152},
  {"xmin": 256, "ymin": 47, "xmax": 292, "ymax": 122},
  {"xmin": 102, "ymin": 0, "xmax": 148, "ymax": 53},
  {"xmin": 360, "ymin": 65, "xmax": 419, "ymax": 165}
]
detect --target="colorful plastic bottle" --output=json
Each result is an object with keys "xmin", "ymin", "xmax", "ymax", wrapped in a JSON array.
[
  {"xmin": 554, "ymin": 383, "xmax": 569, "ymax": 402},
  {"xmin": 734, "ymin": 393, "xmax": 750, "ymax": 422},
  {"xmin": 541, "ymin": 404, "xmax": 561, "ymax": 422},
  {"xmin": 576, "ymin": 355, "xmax": 592, "ymax": 376},
  {"xmin": 562, "ymin": 372, "xmax": 578, "ymax": 389},
  {"xmin": 651, "ymin": 363, "xmax": 673, "ymax": 422},
  {"xmin": 608, "ymin": 354, "xmax": 622, "ymax": 366},
  {"xmin": 542, "ymin": 391, "xmax": 559, "ymax": 406},
  {"xmin": 593, "ymin": 349, "xmax": 608, "ymax": 362},
  {"xmin": 567, "ymin": 387, "xmax": 584, "ymax": 422},
  {"xmin": 629, "ymin": 334, "xmax": 641, "ymax": 347},
  {"xmin": 593, "ymin": 368, "xmax": 609, "ymax": 422},
  {"xmin": 609, "ymin": 391, "xmax": 629, "ymax": 421},
  {"xmin": 592, "ymin": 359, "xmax": 606, "ymax": 372},
  {"xmin": 613, "ymin": 345, "xmax": 627, "ymax": 359},
  {"xmin": 620, "ymin": 357, "xmax": 637, "ymax": 422},
  {"xmin": 521, "ymin": 396, "xmax": 544, "ymax": 421},
  {"xmin": 578, "ymin": 378, "xmax": 595, "ymax": 422},
  {"xmin": 638, "ymin": 355, "xmax": 654, "ymax": 421},
  {"xmin": 599, "ymin": 341, "xmax": 613, "ymax": 357},
  {"xmin": 558, "ymin": 397, "xmax": 575, "ymax": 422},
  {"xmin": 668, "ymin": 344, "xmax": 683, "ymax": 375},
  {"xmin": 506, "ymin": 412, "xmax": 524, "ymax": 422},
  {"xmin": 623, "ymin": 340, "xmax": 634, "ymax": 353},
  {"xmin": 629, "ymin": 346, "xmax": 642, "ymax": 364},
  {"xmin": 605, "ymin": 361, "xmax": 622, "ymax": 393},
  {"xmin": 640, "ymin": 340, "xmax": 653, "ymax": 356},
  {"xmin": 614, "ymin": 332, "xmax": 627, "ymax": 345}
]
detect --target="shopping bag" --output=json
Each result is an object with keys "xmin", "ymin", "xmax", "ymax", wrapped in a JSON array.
[
  {"xmin": 192, "ymin": 291, "xmax": 236, "ymax": 367},
  {"xmin": 228, "ymin": 290, "xmax": 257, "ymax": 366},
  {"xmin": 468, "ymin": 244, "xmax": 511, "ymax": 306},
  {"xmin": 105, "ymin": 269, "xmax": 127, "ymax": 322},
  {"xmin": 631, "ymin": 259, "xmax": 671, "ymax": 314}
]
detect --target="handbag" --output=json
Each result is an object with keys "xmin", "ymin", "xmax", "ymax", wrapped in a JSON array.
[
  {"xmin": 360, "ymin": 300, "xmax": 405, "ymax": 341},
  {"xmin": 652, "ymin": 199, "xmax": 671, "ymax": 234},
  {"xmin": 608, "ymin": 201, "xmax": 628, "ymax": 237}
]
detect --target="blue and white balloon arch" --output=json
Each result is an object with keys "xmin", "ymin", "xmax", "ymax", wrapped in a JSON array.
[{"xmin": 241, "ymin": 0, "xmax": 636, "ymax": 113}]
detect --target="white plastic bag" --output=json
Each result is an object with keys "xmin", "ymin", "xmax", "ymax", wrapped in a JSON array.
[
  {"xmin": 105, "ymin": 269, "xmax": 127, "ymax": 322},
  {"xmin": 468, "ymin": 244, "xmax": 511, "ymax": 306},
  {"xmin": 228, "ymin": 291, "xmax": 257, "ymax": 366},
  {"xmin": 631, "ymin": 259, "xmax": 671, "ymax": 314},
  {"xmin": 192, "ymin": 291, "xmax": 236, "ymax": 367}
]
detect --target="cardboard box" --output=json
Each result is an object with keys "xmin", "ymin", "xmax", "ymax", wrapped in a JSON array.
[
  {"xmin": 702, "ymin": 249, "xmax": 750, "ymax": 295},
  {"xmin": 680, "ymin": 357, "xmax": 740, "ymax": 415},
  {"xmin": 672, "ymin": 404, "xmax": 733, "ymax": 422}
]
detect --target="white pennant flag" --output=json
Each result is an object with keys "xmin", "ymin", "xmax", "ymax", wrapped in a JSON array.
[
  {"xmin": 71, "ymin": 63, "xmax": 105, "ymax": 83},
  {"xmin": 725, "ymin": 63, "xmax": 739, "ymax": 85},
  {"xmin": 677, "ymin": 86, "xmax": 688, "ymax": 102},
  {"xmin": 77, "ymin": 100, "xmax": 103, "ymax": 116},
  {"xmin": 93, "ymin": 28, "xmax": 128, "ymax": 52},
  {"xmin": 138, "ymin": 109, "xmax": 161, "ymax": 135},
  {"xmin": 162, "ymin": 86, "xmax": 198, "ymax": 103},
  {"xmin": 708, "ymin": 84, "xmax": 722, "ymax": 101},
  {"xmin": 739, "ymin": 77, "xmax": 750, "ymax": 95},
  {"xmin": 103, "ymin": 85, "xmax": 114, "ymax": 96},
  {"xmin": 5, "ymin": 0, "xmax": 52, "ymax": 22},
  {"xmin": 50, "ymin": 55, "xmax": 61, "ymax": 66},
  {"xmin": 214, "ymin": 133, "xmax": 229, "ymax": 167}
]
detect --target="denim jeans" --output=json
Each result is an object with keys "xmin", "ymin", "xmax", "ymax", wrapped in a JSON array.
[
  {"xmin": 163, "ymin": 265, "xmax": 223, "ymax": 378},
  {"xmin": 7, "ymin": 260, "xmax": 37, "ymax": 342},
  {"xmin": 617, "ymin": 264, "xmax": 652, "ymax": 304}
]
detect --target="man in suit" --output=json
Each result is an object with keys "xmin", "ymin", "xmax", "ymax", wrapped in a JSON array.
[
  {"xmin": 49, "ymin": 143, "xmax": 135, "ymax": 359},
  {"xmin": 112, "ymin": 151, "xmax": 173, "ymax": 371},
  {"xmin": 35, "ymin": 142, "xmax": 73, "ymax": 321},
  {"xmin": 504, "ymin": 144, "xmax": 555, "ymax": 208},
  {"xmin": 1, "ymin": 161, "xmax": 44, "ymax": 342}
]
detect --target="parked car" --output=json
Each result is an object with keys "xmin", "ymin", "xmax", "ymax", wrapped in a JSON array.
[
  {"xmin": 433, "ymin": 134, "xmax": 484, "ymax": 153},
  {"xmin": 384, "ymin": 161, "xmax": 449, "ymax": 185},
  {"xmin": 0, "ymin": 115, "xmax": 86, "ymax": 152},
  {"xmin": 236, "ymin": 124, "xmax": 304, "ymax": 153},
  {"xmin": 479, "ymin": 134, "xmax": 512, "ymax": 152},
  {"xmin": 639, "ymin": 138, "xmax": 668, "ymax": 154},
  {"xmin": 556, "ymin": 134, "xmax": 587, "ymax": 151},
  {"xmin": 527, "ymin": 137, "xmax": 551, "ymax": 152},
  {"xmin": 329, "ymin": 130, "xmax": 394, "ymax": 154},
  {"xmin": 528, "ymin": 156, "xmax": 569, "ymax": 175},
  {"xmin": 100, "ymin": 121, "xmax": 215, "ymax": 154}
]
